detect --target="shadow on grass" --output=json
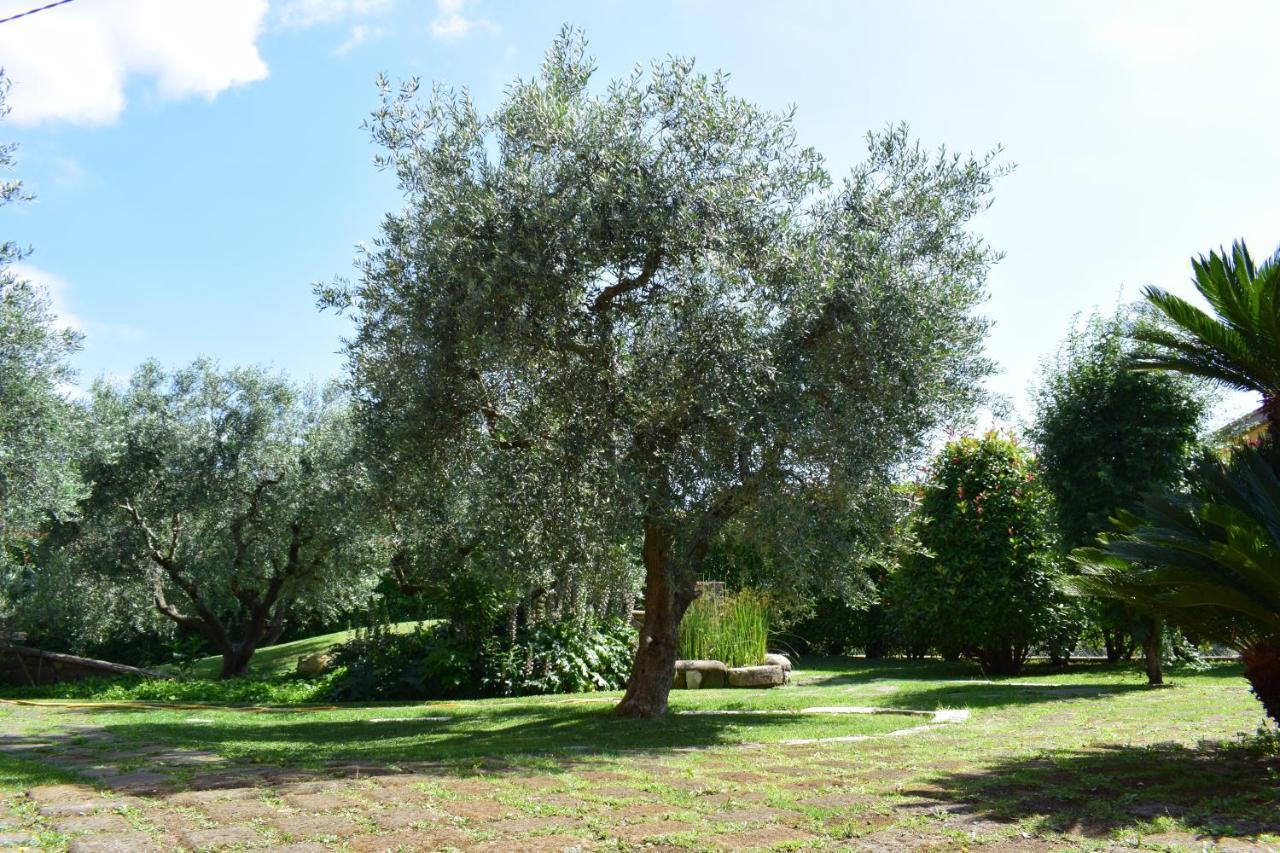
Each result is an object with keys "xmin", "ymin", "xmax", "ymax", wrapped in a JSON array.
[
  {"xmin": 0, "ymin": 751, "xmax": 86, "ymax": 792},
  {"xmin": 913, "ymin": 738, "xmax": 1280, "ymax": 839},
  {"xmin": 0, "ymin": 701, "xmax": 906, "ymax": 794},
  {"xmin": 793, "ymin": 656, "xmax": 979, "ymax": 684},
  {"xmin": 885, "ymin": 681, "xmax": 1153, "ymax": 710}
]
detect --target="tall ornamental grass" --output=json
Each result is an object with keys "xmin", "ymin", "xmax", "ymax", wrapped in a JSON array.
[{"xmin": 679, "ymin": 590, "xmax": 770, "ymax": 668}]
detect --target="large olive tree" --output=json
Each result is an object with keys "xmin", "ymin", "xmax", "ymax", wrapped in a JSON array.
[
  {"xmin": 324, "ymin": 30, "xmax": 1001, "ymax": 717},
  {"xmin": 0, "ymin": 71, "xmax": 83, "ymax": 605},
  {"xmin": 51, "ymin": 361, "xmax": 382, "ymax": 678}
]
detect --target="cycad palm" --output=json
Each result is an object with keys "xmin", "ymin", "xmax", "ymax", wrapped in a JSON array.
[
  {"xmin": 1072, "ymin": 446, "xmax": 1280, "ymax": 722},
  {"xmin": 1071, "ymin": 239, "xmax": 1280, "ymax": 725},
  {"xmin": 1133, "ymin": 241, "xmax": 1280, "ymax": 431}
]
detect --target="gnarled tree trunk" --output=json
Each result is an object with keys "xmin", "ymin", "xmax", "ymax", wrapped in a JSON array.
[
  {"xmin": 615, "ymin": 521, "xmax": 696, "ymax": 719},
  {"xmin": 1242, "ymin": 639, "xmax": 1280, "ymax": 724}
]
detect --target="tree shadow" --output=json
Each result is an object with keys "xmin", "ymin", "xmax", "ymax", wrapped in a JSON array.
[
  {"xmin": 913, "ymin": 738, "xmax": 1280, "ymax": 840},
  {"xmin": 793, "ymin": 656, "xmax": 979, "ymax": 684},
  {"xmin": 0, "ymin": 701, "xmax": 874, "ymax": 794},
  {"xmin": 886, "ymin": 680, "xmax": 1153, "ymax": 710}
]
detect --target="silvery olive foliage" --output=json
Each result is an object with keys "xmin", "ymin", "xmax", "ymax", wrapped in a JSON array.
[
  {"xmin": 49, "ymin": 360, "xmax": 383, "ymax": 677},
  {"xmin": 0, "ymin": 71, "xmax": 84, "ymax": 619},
  {"xmin": 323, "ymin": 29, "xmax": 1002, "ymax": 713}
]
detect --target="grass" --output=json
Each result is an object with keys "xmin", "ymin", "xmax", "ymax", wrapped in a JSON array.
[
  {"xmin": 1, "ymin": 657, "xmax": 1276, "ymax": 850},
  {"xmin": 174, "ymin": 619, "xmax": 434, "ymax": 679}
]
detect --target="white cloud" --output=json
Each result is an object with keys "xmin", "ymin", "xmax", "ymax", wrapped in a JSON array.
[
  {"xmin": 11, "ymin": 262, "xmax": 142, "ymax": 343},
  {"xmin": 335, "ymin": 23, "xmax": 386, "ymax": 56},
  {"xmin": 0, "ymin": 0, "xmax": 269, "ymax": 126},
  {"xmin": 11, "ymin": 263, "xmax": 82, "ymax": 332},
  {"xmin": 430, "ymin": 0, "xmax": 497, "ymax": 40},
  {"xmin": 277, "ymin": 0, "xmax": 392, "ymax": 28}
]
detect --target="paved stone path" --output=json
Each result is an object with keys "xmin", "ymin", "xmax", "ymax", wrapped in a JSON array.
[{"xmin": 0, "ymin": 704, "xmax": 1274, "ymax": 851}]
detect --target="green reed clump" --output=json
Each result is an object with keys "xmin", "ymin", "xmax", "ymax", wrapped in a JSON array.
[{"xmin": 679, "ymin": 589, "xmax": 770, "ymax": 668}]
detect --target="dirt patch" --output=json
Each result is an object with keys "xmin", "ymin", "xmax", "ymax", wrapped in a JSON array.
[
  {"xmin": 348, "ymin": 827, "xmax": 473, "ymax": 852},
  {"xmin": 712, "ymin": 826, "xmax": 818, "ymax": 850},
  {"xmin": 847, "ymin": 827, "xmax": 954, "ymax": 851},
  {"xmin": 37, "ymin": 799, "xmax": 131, "ymax": 818},
  {"xmin": 506, "ymin": 775, "xmax": 568, "ymax": 791},
  {"xmin": 608, "ymin": 819, "xmax": 697, "ymax": 841},
  {"xmin": 600, "ymin": 803, "xmax": 681, "ymax": 820},
  {"xmin": 354, "ymin": 785, "xmax": 418, "ymax": 805},
  {"xmin": 52, "ymin": 812, "xmax": 135, "ymax": 835},
  {"xmin": 177, "ymin": 824, "xmax": 263, "ymax": 850},
  {"xmin": 142, "ymin": 809, "xmax": 203, "ymax": 834},
  {"xmin": 485, "ymin": 815, "xmax": 575, "ymax": 834},
  {"xmin": 715, "ymin": 770, "xmax": 773, "ymax": 785},
  {"xmin": 442, "ymin": 798, "xmax": 517, "ymax": 822},
  {"xmin": 472, "ymin": 834, "xmax": 596, "ymax": 852},
  {"xmin": 711, "ymin": 806, "xmax": 799, "ymax": 825},
  {"xmin": 441, "ymin": 778, "xmax": 499, "ymax": 798},
  {"xmin": 822, "ymin": 811, "xmax": 897, "ymax": 833},
  {"xmin": 659, "ymin": 777, "xmax": 721, "ymax": 793},
  {"xmin": 587, "ymin": 785, "xmax": 651, "ymax": 800},
  {"xmin": 803, "ymin": 792, "xmax": 876, "ymax": 809},
  {"xmin": 528, "ymin": 793, "xmax": 598, "ymax": 811},
  {"xmin": 281, "ymin": 791, "xmax": 350, "ymax": 812},
  {"xmin": 575, "ymin": 770, "xmax": 631, "ymax": 783},
  {"xmin": 695, "ymin": 791, "xmax": 769, "ymax": 807},
  {"xmin": 201, "ymin": 798, "xmax": 284, "ymax": 824},
  {"xmin": 96, "ymin": 771, "xmax": 173, "ymax": 794},
  {"xmin": 368, "ymin": 805, "xmax": 445, "ymax": 830},
  {"xmin": 271, "ymin": 813, "xmax": 363, "ymax": 839},
  {"xmin": 67, "ymin": 833, "xmax": 163, "ymax": 853}
]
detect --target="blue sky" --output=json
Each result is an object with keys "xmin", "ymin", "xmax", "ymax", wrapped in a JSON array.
[{"xmin": 2, "ymin": 0, "xmax": 1277, "ymax": 426}]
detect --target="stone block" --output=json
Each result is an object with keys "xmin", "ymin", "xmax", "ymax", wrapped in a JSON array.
[
  {"xmin": 296, "ymin": 653, "xmax": 332, "ymax": 677},
  {"xmin": 763, "ymin": 653, "xmax": 792, "ymax": 672},
  {"xmin": 675, "ymin": 659, "xmax": 727, "ymax": 689},
  {"xmin": 726, "ymin": 664, "xmax": 785, "ymax": 688}
]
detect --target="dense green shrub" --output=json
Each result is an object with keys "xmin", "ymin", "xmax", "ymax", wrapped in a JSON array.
[
  {"xmin": 894, "ymin": 432, "xmax": 1077, "ymax": 675},
  {"xmin": 325, "ymin": 617, "xmax": 635, "ymax": 701},
  {"xmin": 326, "ymin": 621, "xmax": 476, "ymax": 701},
  {"xmin": 781, "ymin": 597, "xmax": 862, "ymax": 656},
  {"xmin": 482, "ymin": 618, "xmax": 633, "ymax": 697},
  {"xmin": 678, "ymin": 590, "xmax": 770, "ymax": 667},
  {"xmin": 0, "ymin": 674, "xmax": 338, "ymax": 705}
]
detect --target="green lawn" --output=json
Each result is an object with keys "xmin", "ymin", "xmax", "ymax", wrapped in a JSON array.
[
  {"xmin": 0, "ymin": 657, "xmax": 1275, "ymax": 850},
  {"xmin": 175, "ymin": 620, "xmax": 434, "ymax": 680}
]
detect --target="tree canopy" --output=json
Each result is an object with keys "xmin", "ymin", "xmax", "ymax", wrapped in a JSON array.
[
  {"xmin": 323, "ymin": 29, "xmax": 1002, "ymax": 716},
  {"xmin": 49, "ymin": 361, "xmax": 381, "ymax": 677},
  {"xmin": 0, "ymin": 71, "xmax": 83, "ymax": 616},
  {"xmin": 1030, "ymin": 305, "xmax": 1207, "ymax": 665}
]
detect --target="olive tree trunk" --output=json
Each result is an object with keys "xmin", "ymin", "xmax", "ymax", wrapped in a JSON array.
[{"xmin": 615, "ymin": 521, "xmax": 696, "ymax": 719}]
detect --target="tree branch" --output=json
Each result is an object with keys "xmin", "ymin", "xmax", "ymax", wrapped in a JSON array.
[
  {"xmin": 591, "ymin": 247, "xmax": 662, "ymax": 313},
  {"xmin": 230, "ymin": 475, "xmax": 282, "ymax": 572}
]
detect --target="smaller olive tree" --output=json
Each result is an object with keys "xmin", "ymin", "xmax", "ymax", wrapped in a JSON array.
[
  {"xmin": 49, "ymin": 360, "xmax": 383, "ymax": 678},
  {"xmin": 893, "ymin": 432, "xmax": 1075, "ymax": 675}
]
